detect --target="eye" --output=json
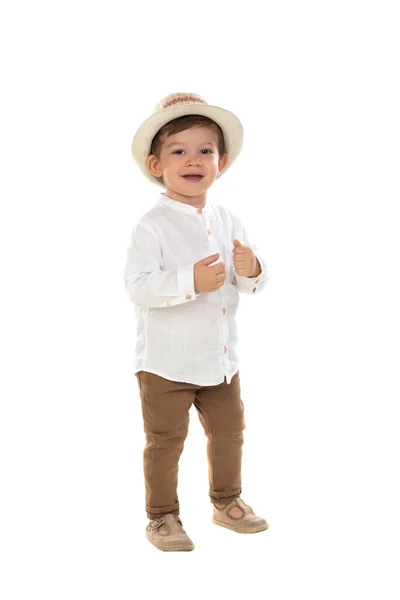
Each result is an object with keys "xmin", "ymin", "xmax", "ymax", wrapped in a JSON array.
[{"xmin": 172, "ymin": 149, "xmax": 213, "ymax": 155}]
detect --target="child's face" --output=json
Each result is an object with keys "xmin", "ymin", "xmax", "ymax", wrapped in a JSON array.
[{"xmin": 146, "ymin": 126, "xmax": 227, "ymax": 204}]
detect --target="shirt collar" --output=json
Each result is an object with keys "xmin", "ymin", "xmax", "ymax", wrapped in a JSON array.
[{"xmin": 158, "ymin": 193, "xmax": 212, "ymax": 216}]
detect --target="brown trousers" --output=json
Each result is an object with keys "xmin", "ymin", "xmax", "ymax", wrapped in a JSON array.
[{"xmin": 135, "ymin": 370, "xmax": 246, "ymax": 519}]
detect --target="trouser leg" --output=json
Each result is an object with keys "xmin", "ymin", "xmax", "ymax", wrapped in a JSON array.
[
  {"xmin": 136, "ymin": 371, "xmax": 196, "ymax": 519},
  {"xmin": 194, "ymin": 371, "xmax": 245, "ymax": 505}
]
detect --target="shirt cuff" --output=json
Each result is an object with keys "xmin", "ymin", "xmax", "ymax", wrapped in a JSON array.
[
  {"xmin": 176, "ymin": 263, "xmax": 197, "ymax": 302},
  {"xmin": 235, "ymin": 254, "xmax": 268, "ymax": 293}
]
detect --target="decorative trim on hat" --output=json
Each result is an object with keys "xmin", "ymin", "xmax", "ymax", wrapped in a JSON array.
[{"xmin": 154, "ymin": 92, "xmax": 207, "ymax": 112}]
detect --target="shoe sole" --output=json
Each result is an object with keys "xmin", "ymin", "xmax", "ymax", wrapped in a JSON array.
[
  {"xmin": 212, "ymin": 517, "xmax": 269, "ymax": 534},
  {"xmin": 146, "ymin": 532, "xmax": 195, "ymax": 551}
]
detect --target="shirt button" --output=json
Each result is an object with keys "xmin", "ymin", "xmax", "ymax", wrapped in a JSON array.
[
  {"xmin": 255, "ymin": 279, "xmax": 260, "ymax": 284},
  {"xmin": 252, "ymin": 287, "xmax": 257, "ymax": 293},
  {"xmin": 222, "ymin": 307, "xmax": 226, "ymax": 314},
  {"xmin": 197, "ymin": 209, "xmax": 203, "ymax": 214},
  {"xmin": 207, "ymin": 229, "xmax": 212, "ymax": 235},
  {"xmin": 224, "ymin": 346, "xmax": 227, "ymax": 354},
  {"xmin": 185, "ymin": 294, "xmax": 192, "ymax": 300}
]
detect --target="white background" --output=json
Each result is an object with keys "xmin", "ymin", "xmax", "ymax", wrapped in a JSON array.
[{"xmin": 1, "ymin": 0, "xmax": 399, "ymax": 598}]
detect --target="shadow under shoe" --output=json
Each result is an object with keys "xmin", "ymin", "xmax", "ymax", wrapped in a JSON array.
[
  {"xmin": 212, "ymin": 497, "xmax": 269, "ymax": 534},
  {"xmin": 146, "ymin": 514, "xmax": 195, "ymax": 551}
]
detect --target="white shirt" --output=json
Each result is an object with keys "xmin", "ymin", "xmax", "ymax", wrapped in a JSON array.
[{"xmin": 123, "ymin": 192, "xmax": 268, "ymax": 385}]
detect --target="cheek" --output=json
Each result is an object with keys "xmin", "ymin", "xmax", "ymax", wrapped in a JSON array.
[
  {"xmin": 207, "ymin": 155, "xmax": 220, "ymax": 169},
  {"xmin": 163, "ymin": 158, "xmax": 183, "ymax": 174}
]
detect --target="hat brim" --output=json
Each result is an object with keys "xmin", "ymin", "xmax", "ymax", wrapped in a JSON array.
[{"xmin": 131, "ymin": 103, "xmax": 243, "ymax": 188}]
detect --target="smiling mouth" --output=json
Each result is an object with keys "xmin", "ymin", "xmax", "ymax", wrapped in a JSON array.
[{"xmin": 182, "ymin": 175, "xmax": 204, "ymax": 181}]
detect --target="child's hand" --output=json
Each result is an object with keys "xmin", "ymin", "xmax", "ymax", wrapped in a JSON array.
[
  {"xmin": 194, "ymin": 253, "xmax": 226, "ymax": 293},
  {"xmin": 232, "ymin": 239, "xmax": 260, "ymax": 277}
]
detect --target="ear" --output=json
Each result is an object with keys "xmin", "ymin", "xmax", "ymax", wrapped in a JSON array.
[
  {"xmin": 146, "ymin": 154, "xmax": 162, "ymax": 178},
  {"xmin": 218, "ymin": 153, "xmax": 228, "ymax": 176}
]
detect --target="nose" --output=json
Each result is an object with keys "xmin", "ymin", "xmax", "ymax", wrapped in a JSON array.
[{"xmin": 186, "ymin": 155, "xmax": 202, "ymax": 166}]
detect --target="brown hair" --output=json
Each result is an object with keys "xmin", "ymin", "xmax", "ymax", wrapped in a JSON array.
[{"xmin": 150, "ymin": 114, "xmax": 227, "ymax": 160}]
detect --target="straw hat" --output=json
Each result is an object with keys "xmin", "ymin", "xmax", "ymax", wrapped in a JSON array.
[{"xmin": 131, "ymin": 92, "xmax": 243, "ymax": 187}]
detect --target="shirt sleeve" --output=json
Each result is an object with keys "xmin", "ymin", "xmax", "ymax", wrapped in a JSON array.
[
  {"xmin": 123, "ymin": 220, "xmax": 199, "ymax": 308},
  {"xmin": 229, "ymin": 211, "xmax": 269, "ymax": 295}
]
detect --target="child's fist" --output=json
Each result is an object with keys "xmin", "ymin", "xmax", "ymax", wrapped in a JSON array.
[
  {"xmin": 194, "ymin": 253, "xmax": 226, "ymax": 293},
  {"xmin": 232, "ymin": 239, "xmax": 260, "ymax": 277}
]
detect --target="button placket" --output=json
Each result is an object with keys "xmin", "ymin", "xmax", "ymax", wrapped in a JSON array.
[
  {"xmin": 208, "ymin": 215, "xmax": 227, "ymax": 362},
  {"xmin": 220, "ymin": 284, "xmax": 229, "ymax": 362},
  {"xmin": 204, "ymin": 216, "xmax": 219, "ymax": 257},
  {"xmin": 204, "ymin": 215, "xmax": 211, "ymax": 240}
]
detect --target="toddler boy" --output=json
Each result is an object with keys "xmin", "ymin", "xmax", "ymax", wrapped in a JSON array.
[{"xmin": 124, "ymin": 92, "xmax": 269, "ymax": 551}]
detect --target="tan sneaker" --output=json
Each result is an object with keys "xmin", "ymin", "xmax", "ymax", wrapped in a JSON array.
[
  {"xmin": 212, "ymin": 497, "xmax": 269, "ymax": 534},
  {"xmin": 145, "ymin": 514, "xmax": 195, "ymax": 551}
]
